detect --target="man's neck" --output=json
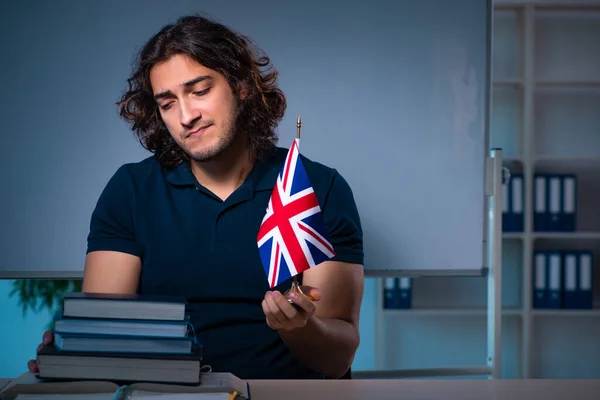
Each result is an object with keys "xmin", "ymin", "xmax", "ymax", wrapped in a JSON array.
[{"xmin": 189, "ymin": 140, "xmax": 254, "ymax": 201}]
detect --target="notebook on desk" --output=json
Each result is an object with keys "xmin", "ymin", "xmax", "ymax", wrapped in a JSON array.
[{"xmin": 0, "ymin": 371, "xmax": 250, "ymax": 400}]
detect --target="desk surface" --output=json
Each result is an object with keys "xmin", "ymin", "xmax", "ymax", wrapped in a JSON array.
[
  {"xmin": 246, "ymin": 378, "xmax": 600, "ymax": 400},
  {"xmin": 2, "ymin": 377, "xmax": 600, "ymax": 400}
]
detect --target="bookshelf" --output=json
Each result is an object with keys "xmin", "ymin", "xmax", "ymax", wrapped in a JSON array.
[{"xmin": 372, "ymin": 1, "xmax": 600, "ymax": 379}]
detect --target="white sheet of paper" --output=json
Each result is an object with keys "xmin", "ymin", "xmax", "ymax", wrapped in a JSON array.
[{"xmin": 132, "ymin": 393, "xmax": 230, "ymax": 399}]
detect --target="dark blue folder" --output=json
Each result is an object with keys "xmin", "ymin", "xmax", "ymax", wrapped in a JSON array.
[
  {"xmin": 503, "ymin": 173, "xmax": 524, "ymax": 232},
  {"xmin": 561, "ymin": 174, "xmax": 577, "ymax": 232},
  {"xmin": 533, "ymin": 251, "xmax": 562, "ymax": 309},
  {"xmin": 563, "ymin": 251, "xmax": 594, "ymax": 309},
  {"xmin": 534, "ymin": 175, "xmax": 549, "ymax": 232}
]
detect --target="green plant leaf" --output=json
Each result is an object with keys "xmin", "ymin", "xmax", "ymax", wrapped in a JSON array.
[{"xmin": 8, "ymin": 279, "xmax": 83, "ymax": 319}]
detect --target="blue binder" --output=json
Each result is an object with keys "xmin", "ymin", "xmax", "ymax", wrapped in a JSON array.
[
  {"xmin": 534, "ymin": 175, "xmax": 548, "ymax": 232},
  {"xmin": 533, "ymin": 251, "xmax": 562, "ymax": 309},
  {"xmin": 398, "ymin": 278, "xmax": 412, "ymax": 309},
  {"xmin": 563, "ymin": 251, "xmax": 593, "ymax": 309},
  {"xmin": 534, "ymin": 174, "xmax": 576, "ymax": 232},
  {"xmin": 563, "ymin": 252, "xmax": 579, "ymax": 309},
  {"xmin": 503, "ymin": 173, "xmax": 524, "ymax": 232},
  {"xmin": 547, "ymin": 175, "xmax": 562, "ymax": 231},
  {"xmin": 533, "ymin": 251, "xmax": 548, "ymax": 308},
  {"xmin": 561, "ymin": 174, "xmax": 577, "ymax": 231},
  {"xmin": 383, "ymin": 278, "xmax": 400, "ymax": 309},
  {"xmin": 547, "ymin": 251, "xmax": 563, "ymax": 308},
  {"xmin": 579, "ymin": 252, "xmax": 594, "ymax": 309}
]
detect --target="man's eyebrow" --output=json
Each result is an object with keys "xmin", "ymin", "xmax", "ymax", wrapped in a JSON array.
[{"xmin": 153, "ymin": 75, "xmax": 213, "ymax": 100}]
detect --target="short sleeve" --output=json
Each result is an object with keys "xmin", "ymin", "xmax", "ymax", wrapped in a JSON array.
[
  {"xmin": 86, "ymin": 165, "xmax": 142, "ymax": 257},
  {"xmin": 322, "ymin": 171, "xmax": 364, "ymax": 265}
]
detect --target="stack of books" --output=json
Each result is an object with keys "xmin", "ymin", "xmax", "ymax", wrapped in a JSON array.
[{"xmin": 35, "ymin": 292, "xmax": 203, "ymax": 385}]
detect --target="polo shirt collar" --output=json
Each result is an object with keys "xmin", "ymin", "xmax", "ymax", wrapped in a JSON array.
[
  {"xmin": 248, "ymin": 147, "xmax": 284, "ymax": 192},
  {"xmin": 165, "ymin": 162, "xmax": 197, "ymax": 186}
]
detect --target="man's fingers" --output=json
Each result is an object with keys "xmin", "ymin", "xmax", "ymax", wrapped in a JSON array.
[
  {"xmin": 289, "ymin": 291, "xmax": 316, "ymax": 315},
  {"xmin": 27, "ymin": 359, "xmax": 38, "ymax": 373},
  {"xmin": 272, "ymin": 291, "xmax": 300, "ymax": 319},
  {"xmin": 42, "ymin": 330, "xmax": 53, "ymax": 345},
  {"xmin": 264, "ymin": 292, "xmax": 287, "ymax": 326},
  {"xmin": 261, "ymin": 300, "xmax": 276, "ymax": 329},
  {"xmin": 299, "ymin": 285, "xmax": 321, "ymax": 302}
]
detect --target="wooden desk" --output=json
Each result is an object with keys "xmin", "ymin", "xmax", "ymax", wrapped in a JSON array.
[
  {"xmin": 245, "ymin": 379, "xmax": 600, "ymax": 400},
  {"xmin": 2, "ymin": 377, "xmax": 599, "ymax": 400}
]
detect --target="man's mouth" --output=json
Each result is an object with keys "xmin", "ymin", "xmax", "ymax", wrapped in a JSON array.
[{"xmin": 186, "ymin": 124, "xmax": 212, "ymax": 138}]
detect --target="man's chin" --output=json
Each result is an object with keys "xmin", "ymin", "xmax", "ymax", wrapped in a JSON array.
[
  {"xmin": 188, "ymin": 149, "xmax": 222, "ymax": 163},
  {"xmin": 187, "ymin": 142, "xmax": 231, "ymax": 163},
  {"xmin": 183, "ymin": 131, "xmax": 237, "ymax": 163}
]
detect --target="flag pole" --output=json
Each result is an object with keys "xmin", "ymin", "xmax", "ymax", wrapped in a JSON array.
[
  {"xmin": 283, "ymin": 115, "xmax": 316, "ymax": 306},
  {"xmin": 291, "ymin": 115, "xmax": 301, "ymax": 291}
]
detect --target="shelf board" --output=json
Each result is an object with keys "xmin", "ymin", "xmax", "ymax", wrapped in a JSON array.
[
  {"xmin": 535, "ymin": 81, "xmax": 600, "ymax": 87},
  {"xmin": 503, "ymin": 233, "xmax": 524, "ymax": 239},
  {"xmin": 533, "ymin": 310, "xmax": 600, "ymax": 317},
  {"xmin": 532, "ymin": 2, "xmax": 600, "ymax": 11},
  {"xmin": 493, "ymin": 79, "xmax": 524, "ymax": 87},
  {"xmin": 382, "ymin": 308, "xmax": 523, "ymax": 317},
  {"xmin": 503, "ymin": 156, "xmax": 524, "ymax": 163},
  {"xmin": 492, "ymin": 0, "xmax": 600, "ymax": 10},
  {"xmin": 532, "ymin": 232, "xmax": 600, "ymax": 240},
  {"xmin": 534, "ymin": 156, "xmax": 600, "ymax": 164}
]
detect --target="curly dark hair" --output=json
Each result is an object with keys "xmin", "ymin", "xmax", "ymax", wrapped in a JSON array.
[{"xmin": 117, "ymin": 15, "xmax": 287, "ymax": 169}]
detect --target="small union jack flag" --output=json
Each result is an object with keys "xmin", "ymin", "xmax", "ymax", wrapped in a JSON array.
[{"xmin": 257, "ymin": 138, "xmax": 335, "ymax": 288}]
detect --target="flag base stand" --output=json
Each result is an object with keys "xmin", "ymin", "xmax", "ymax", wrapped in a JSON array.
[{"xmin": 284, "ymin": 277, "xmax": 316, "ymax": 309}]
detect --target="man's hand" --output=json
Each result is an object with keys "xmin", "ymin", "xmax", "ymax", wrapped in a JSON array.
[
  {"xmin": 27, "ymin": 330, "xmax": 54, "ymax": 373},
  {"xmin": 262, "ymin": 286, "xmax": 321, "ymax": 333}
]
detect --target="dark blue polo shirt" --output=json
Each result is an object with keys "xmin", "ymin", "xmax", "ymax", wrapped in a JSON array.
[{"xmin": 86, "ymin": 145, "xmax": 364, "ymax": 380}]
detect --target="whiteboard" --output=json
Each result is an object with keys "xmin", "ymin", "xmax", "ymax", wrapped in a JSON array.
[{"xmin": 0, "ymin": 0, "xmax": 492, "ymax": 278}]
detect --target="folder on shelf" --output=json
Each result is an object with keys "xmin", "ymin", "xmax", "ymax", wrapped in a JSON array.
[
  {"xmin": 534, "ymin": 175, "xmax": 548, "ymax": 232},
  {"xmin": 383, "ymin": 278, "xmax": 412, "ymax": 309},
  {"xmin": 547, "ymin": 252, "xmax": 563, "ymax": 308},
  {"xmin": 563, "ymin": 251, "xmax": 593, "ymax": 309},
  {"xmin": 503, "ymin": 173, "xmax": 524, "ymax": 232},
  {"xmin": 534, "ymin": 174, "xmax": 575, "ymax": 232},
  {"xmin": 533, "ymin": 251, "xmax": 562, "ymax": 309},
  {"xmin": 533, "ymin": 251, "xmax": 548, "ymax": 308},
  {"xmin": 561, "ymin": 174, "xmax": 577, "ymax": 232},
  {"xmin": 398, "ymin": 278, "xmax": 412, "ymax": 309},
  {"xmin": 548, "ymin": 175, "xmax": 562, "ymax": 232},
  {"xmin": 563, "ymin": 252, "xmax": 579, "ymax": 309},
  {"xmin": 579, "ymin": 252, "xmax": 594, "ymax": 309},
  {"xmin": 383, "ymin": 278, "xmax": 399, "ymax": 309}
]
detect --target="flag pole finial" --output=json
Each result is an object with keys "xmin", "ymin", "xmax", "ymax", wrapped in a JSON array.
[{"xmin": 297, "ymin": 115, "xmax": 301, "ymax": 139}]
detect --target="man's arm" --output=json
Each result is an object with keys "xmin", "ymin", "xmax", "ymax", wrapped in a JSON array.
[
  {"xmin": 81, "ymin": 250, "xmax": 142, "ymax": 294},
  {"xmin": 265, "ymin": 260, "xmax": 364, "ymax": 378}
]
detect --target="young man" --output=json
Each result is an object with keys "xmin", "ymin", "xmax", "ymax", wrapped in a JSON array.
[{"xmin": 27, "ymin": 15, "xmax": 364, "ymax": 380}]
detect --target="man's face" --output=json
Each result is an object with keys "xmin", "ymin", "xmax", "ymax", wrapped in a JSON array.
[{"xmin": 150, "ymin": 54, "xmax": 240, "ymax": 162}]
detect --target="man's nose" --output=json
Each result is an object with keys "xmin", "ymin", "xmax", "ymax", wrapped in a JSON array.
[{"xmin": 179, "ymin": 100, "xmax": 201, "ymax": 128}]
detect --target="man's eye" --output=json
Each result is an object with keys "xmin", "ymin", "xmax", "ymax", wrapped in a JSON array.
[
  {"xmin": 193, "ymin": 88, "xmax": 210, "ymax": 96},
  {"xmin": 159, "ymin": 102, "xmax": 173, "ymax": 111}
]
